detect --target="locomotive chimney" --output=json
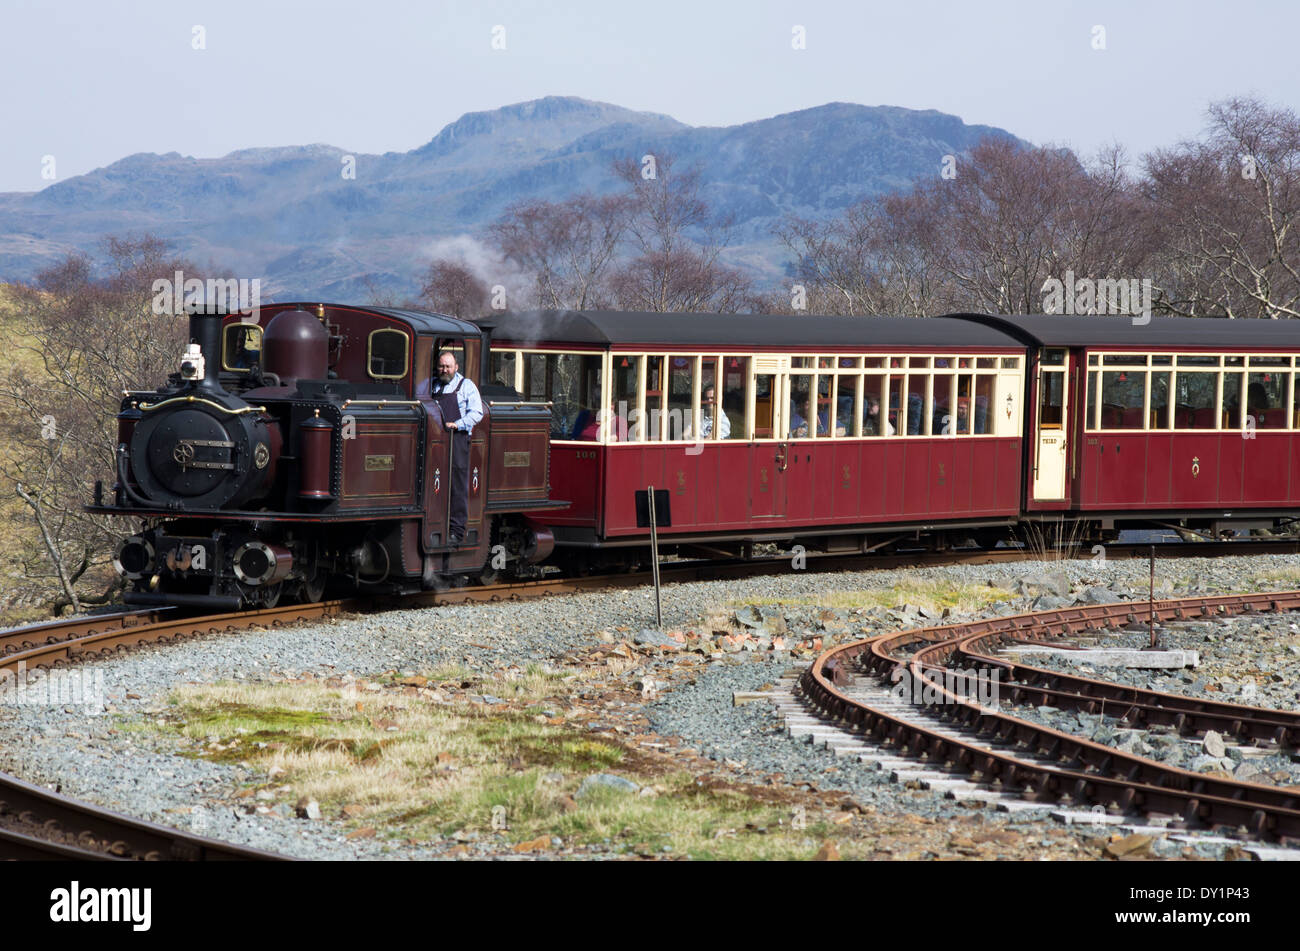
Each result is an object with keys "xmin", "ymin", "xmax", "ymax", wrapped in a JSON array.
[{"xmin": 183, "ymin": 296, "xmax": 225, "ymax": 391}]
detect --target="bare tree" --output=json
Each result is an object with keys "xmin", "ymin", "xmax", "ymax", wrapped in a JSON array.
[
  {"xmin": 418, "ymin": 259, "xmax": 489, "ymax": 318},
  {"xmin": 0, "ymin": 235, "xmax": 199, "ymax": 614},
  {"xmin": 488, "ymin": 193, "xmax": 632, "ymax": 310},
  {"xmin": 1143, "ymin": 96, "xmax": 1300, "ymax": 318},
  {"xmin": 776, "ymin": 190, "xmax": 939, "ymax": 316},
  {"xmin": 776, "ymin": 137, "xmax": 1154, "ymax": 316},
  {"xmin": 608, "ymin": 154, "xmax": 752, "ymax": 313}
]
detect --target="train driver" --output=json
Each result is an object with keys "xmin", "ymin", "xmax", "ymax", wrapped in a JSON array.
[{"xmin": 432, "ymin": 350, "xmax": 483, "ymax": 546}]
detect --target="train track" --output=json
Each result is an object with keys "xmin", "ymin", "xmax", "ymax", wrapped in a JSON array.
[
  {"xmin": 799, "ymin": 590, "xmax": 1300, "ymax": 845},
  {"xmin": 2, "ymin": 536, "xmax": 1299, "ymax": 858}
]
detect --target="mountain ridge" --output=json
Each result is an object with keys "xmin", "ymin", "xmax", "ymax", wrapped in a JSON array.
[{"xmin": 0, "ymin": 96, "xmax": 1026, "ymax": 300}]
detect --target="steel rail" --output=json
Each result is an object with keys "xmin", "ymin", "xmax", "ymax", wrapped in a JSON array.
[
  {"xmin": 802, "ymin": 591, "xmax": 1300, "ymax": 843},
  {"xmin": 0, "ymin": 772, "xmax": 287, "ymax": 861}
]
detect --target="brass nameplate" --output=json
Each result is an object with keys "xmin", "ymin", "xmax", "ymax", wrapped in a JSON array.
[
  {"xmin": 504, "ymin": 451, "xmax": 531, "ymax": 468},
  {"xmin": 365, "ymin": 454, "xmax": 395, "ymax": 471}
]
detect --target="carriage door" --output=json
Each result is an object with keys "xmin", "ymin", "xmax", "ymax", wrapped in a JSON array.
[{"xmin": 1032, "ymin": 348, "xmax": 1069, "ymax": 501}]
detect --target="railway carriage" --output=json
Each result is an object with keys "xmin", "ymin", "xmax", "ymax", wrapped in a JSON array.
[
  {"xmin": 482, "ymin": 311, "xmax": 1030, "ymax": 562},
  {"xmin": 953, "ymin": 313, "xmax": 1300, "ymax": 537},
  {"xmin": 485, "ymin": 310, "xmax": 1300, "ymax": 561}
]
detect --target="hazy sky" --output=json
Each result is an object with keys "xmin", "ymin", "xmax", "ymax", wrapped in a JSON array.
[{"xmin": 3, "ymin": 0, "xmax": 1297, "ymax": 193}]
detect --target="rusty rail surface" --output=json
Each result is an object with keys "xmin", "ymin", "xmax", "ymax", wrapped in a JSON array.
[
  {"xmin": 802, "ymin": 591, "xmax": 1300, "ymax": 843},
  {"xmin": 0, "ymin": 772, "xmax": 288, "ymax": 861}
]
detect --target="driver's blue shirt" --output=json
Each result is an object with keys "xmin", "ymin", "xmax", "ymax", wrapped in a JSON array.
[{"xmin": 430, "ymin": 372, "xmax": 484, "ymax": 435}]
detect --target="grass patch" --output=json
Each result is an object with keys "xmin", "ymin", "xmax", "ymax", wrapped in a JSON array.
[{"xmin": 134, "ymin": 678, "xmax": 870, "ymax": 859}]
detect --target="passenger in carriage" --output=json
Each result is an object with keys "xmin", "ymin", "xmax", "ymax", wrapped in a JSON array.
[
  {"xmin": 1247, "ymin": 380, "xmax": 1270, "ymax": 427},
  {"xmin": 579, "ymin": 392, "xmax": 630, "ymax": 442},
  {"xmin": 699, "ymin": 385, "xmax": 731, "ymax": 439},
  {"xmin": 863, "ymin": 395, "xmax": 894, "ymax": 435},
  {"xmin": 789, "ymin": 401, "xmax": 809, "ymax": 438}
]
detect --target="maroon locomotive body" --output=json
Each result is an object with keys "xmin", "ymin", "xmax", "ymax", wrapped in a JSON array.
[{"xmin": 94, "ymin": 302, "xmax": 558, "ymax": 610}]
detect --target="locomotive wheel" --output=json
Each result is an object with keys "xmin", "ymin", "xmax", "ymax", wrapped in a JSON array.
[
  {"xmin": 474, "ymin": 545, "xmax": 502, "ymax": 586},
  {"xmin": 300, "ymin": 571, "xmax": 327, "ymax": 604},
  {"xmin": 258, "ymin": 582, "xmax": 283, "ymax": 609}
]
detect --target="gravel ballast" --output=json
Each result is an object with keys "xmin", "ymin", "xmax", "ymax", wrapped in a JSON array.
[{"xmin": 3, "ymin": 551, "xmax": 1300, "ymax": 859}]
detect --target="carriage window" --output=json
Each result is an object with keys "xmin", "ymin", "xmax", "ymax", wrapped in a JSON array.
[
  {"xmin": 886, "ymin": 375, "xmax": 904, "ymax": 435},
  {"xmin": 489, "ymin": 350, "xmax": 518, "ymax": 390},
  {"xmin": 1222, "ymin": 372, "xmax": 1243, "ymax": 429},
  {"xmin": 719, "ymin": 356, "xmax": 747, "ymax": 440},
  {"xmin": 667, "ymin": 356, "xmax": 696, "ymax": 440},
  {"xmin": 928, "ymin": 373, "xmax": 950, "ymax": 434},
  {"xmin": 754, "ymin": 373, "xmax": 776, "ymax": 438},
  {"xmin": 1100, "ymin": 370, "xmax": 1144, "ymax": 429},
  {"xmin": 1001, "ymin": 357, "xmax": 1020, "ymax": 369},
  {"xmin": 1247, "ymin": 372, "xmax": 1287, "ymax": 429},
  {"xmin": 1174, "ymin": 372, "xmax": 1217, "ymax": 428},
  {"xmin": 609, "ymin": 354, "xmax": 640, "ymax": 442},
  {"xmin": 1151, "ymin": 354, "xmax": 1173, "ymax": 366},
  {"xmin": 859, "ymin": 375, "xmax": 886, "ymax": 436},
  {"xmin": 954, "ymin": 373, "xmax": 974, "ymax": 434},
  {"xmin": 222, "ymin": 322, "xmax": 263, "ymax": 373},
  {"xmin": 368, "ymin": 329, "xmax": 409, "ymax": 380},
  {"xmin": 642, "ymin": 356, "xmax": 665, "ymax": 440},
  {"xmin": 1086, "ymin": 371, "xmax": 1098, "ymax": 429},
  {"xmin": 977, "ymin": 357, "xmax": 996, "ymax": 369},
  {"xmin": 1038, "ymin": 368, "xmax": 1065, "ymax": 428},
  {"xmin": 520, "ymin": 352, "xmax": 603, "ymax": 439},
  {"xmin": 788, "ymin": 374, "xmax": 814, "ymax": 438},
  {"xmin": 1150, "ymin": 371, "xmax": 1171, "ymax": 428},
  {"xmin": 968, "ymin": 375, "xmax": 992, "ymax": 434},
  {"xmin": 1178, "ymin": 355, "xmax": 1218, "ymax": 366}
]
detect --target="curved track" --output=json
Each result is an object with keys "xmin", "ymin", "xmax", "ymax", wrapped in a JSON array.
[{"xmin": 801, "ymin": 591, "xmax": 1300, "ymax": 843}]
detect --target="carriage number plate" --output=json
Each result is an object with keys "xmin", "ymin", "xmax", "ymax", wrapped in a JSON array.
[
  {"xmin": 365, "ymin": 454, "xmax": 395, "ymax": 471},
  {"xmin": 504, "ymin": 451, "xmax": 531, "ymax": 468}
]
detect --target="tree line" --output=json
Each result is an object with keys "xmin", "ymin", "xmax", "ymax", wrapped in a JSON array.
[{"xmin": 422, "ymin": 95, "xmax": 1300, "ymax": 321}]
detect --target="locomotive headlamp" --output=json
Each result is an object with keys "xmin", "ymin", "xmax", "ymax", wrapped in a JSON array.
[{"xmin": 179, "ymin": 343, "xmax": 206, "ymax": 381}]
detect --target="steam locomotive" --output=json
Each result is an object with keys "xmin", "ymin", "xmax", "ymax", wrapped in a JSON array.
[{"xmin": 92, "ymin": 302, "xmax": 559, "ymax": 611}]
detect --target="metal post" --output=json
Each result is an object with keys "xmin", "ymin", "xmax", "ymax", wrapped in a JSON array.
[
  {"xmin": 648, "ymin": 485, "xmax": 662, "ymax": 630},
  {"xmin": 1148, "ymin": 544, "xmax": 1157, "ymax": 650}
]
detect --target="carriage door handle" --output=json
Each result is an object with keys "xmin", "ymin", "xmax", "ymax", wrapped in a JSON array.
[
  {"xmin": 434, "ymin": 467, "xmax": 441, "ymax": 493},
  {"xmin": 776, "ymin": 443, "xmax": 788, "ymax": 472}
]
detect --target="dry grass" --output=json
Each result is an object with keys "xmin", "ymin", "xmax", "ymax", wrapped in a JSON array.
[
  {"xmin": 137, "ymin": 675, "xmax": 870, "ymax": 859},
  {"xmin": 732, "ymin": 578, "xmax": 1014, "ymax": 616},
  {"xmin": 1258, "ymin": 568, "xmax": 1300, "ymax": 589}
]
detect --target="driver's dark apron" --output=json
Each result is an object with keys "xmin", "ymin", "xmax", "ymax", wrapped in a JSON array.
[{"xmin": 435, "ymin": 378, "xmax": 470, "ymax": 538}]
